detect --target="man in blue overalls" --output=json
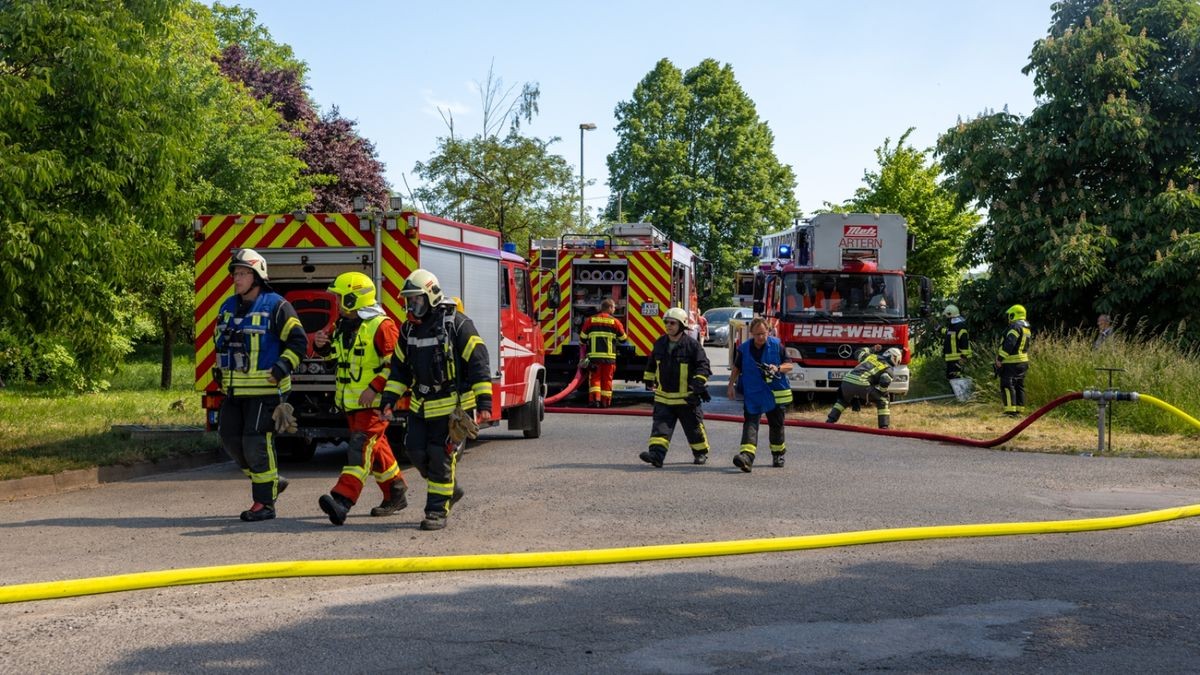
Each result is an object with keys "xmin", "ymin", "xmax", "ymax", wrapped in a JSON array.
[{"xmin": 726, "ymin": 318, "xmax": 794, "ymax": 472}]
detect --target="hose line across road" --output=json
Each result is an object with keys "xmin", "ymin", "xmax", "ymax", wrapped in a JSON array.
[{"xmin": 2, "ymin": 389, "xmax": 1196, "ymax": 605}]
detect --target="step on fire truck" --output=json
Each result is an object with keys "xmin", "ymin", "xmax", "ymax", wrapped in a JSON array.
[
  {"xmin": 194, "ymin": 207, "xmax": 546, "ymax": 460},
  {"xmin": 529, "ymin": 223, "xmax": 712, "ymax": 386},
  {"xmin": 734, "ymin": 213, "xmax": 930, "ymax": 397}
]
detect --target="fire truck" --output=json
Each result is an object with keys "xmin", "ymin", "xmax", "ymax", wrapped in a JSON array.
[
  {"xmin": 529, "ymin": 223, "xmax": 711, "ymax": 385},
  {"xmin": 193, "ymin": 206, "xmax": 547, "ymax": 460},
  {"xmin": 735, "ymin": 213, "xmax": 930, "ymax": 397}
]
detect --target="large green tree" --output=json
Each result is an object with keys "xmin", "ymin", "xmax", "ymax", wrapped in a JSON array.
[
  {"xmin": 606, "ymin": 58, "xmax": 798, "ymax": 305},
  {"xmin": 841, "ymin": 129, "xmax": 979, "ymax": 298},
  {"xmin": 936, "ymin": 0, "xmax": 1200, "ymax": 339},
  {"xmin": 413, "ymin": 67, "xmax": 578, "ymax": 249},
  {"xmin": 0, "ymin": 0, "xmax": 204, "ymax": 387}
]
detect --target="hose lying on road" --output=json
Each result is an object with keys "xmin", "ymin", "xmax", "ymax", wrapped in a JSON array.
[{"xmin": 2, "ymin": 501, "xmax": 1198, "ymax": 605}]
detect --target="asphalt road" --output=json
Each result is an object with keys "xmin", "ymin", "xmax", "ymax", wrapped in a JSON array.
[{"xmin": 2, "ymin": 346, "xmax": 1199, "ymax": 673}]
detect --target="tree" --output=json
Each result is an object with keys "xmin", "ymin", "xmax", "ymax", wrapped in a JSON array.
[
  {"xmin": 841, "ymin": 129, "xmax": 979, "ymax": 298},
  {"xmin": 936, "ymin": 0, "xmax": 1200, "ymax": 340},
  {"xmin": 606, "ymin": 58, "xmax": 798, "ymax": 305},
  {"xmin": 412, "ymin": 66, "xmax": 578, "ymax": 248},
  {"xmin": 0, "ymin": 0, "xmax": 204, "ymax": 387},
  {"xmin": 302, "ymin": 107, "xmax": 389, "ymax": 212}
]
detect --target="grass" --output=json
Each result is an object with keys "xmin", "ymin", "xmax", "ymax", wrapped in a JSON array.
[
  {"xmin": 1, "ymin": 333, "xmax": 1197, "ymax": 481},
  {"xmin": 0, "ymin": 344, "xmax": 217, "ymax": 481}
]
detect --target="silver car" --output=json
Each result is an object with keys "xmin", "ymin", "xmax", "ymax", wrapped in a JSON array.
[{"xmin": 703, "ymin": 306, "xmax": 753, "ymax": 347}]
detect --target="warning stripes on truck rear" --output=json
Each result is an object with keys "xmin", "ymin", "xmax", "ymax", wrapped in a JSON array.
[{"xmin": 624, "ymin": 250, "xmax": 671, "ymax": 356}]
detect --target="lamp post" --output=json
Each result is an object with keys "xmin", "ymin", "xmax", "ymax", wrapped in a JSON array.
[{"xmin": 579, "ymin": 122, "xmax": 596, "ymax": 228}]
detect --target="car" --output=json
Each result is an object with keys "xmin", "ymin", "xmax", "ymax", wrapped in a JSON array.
[{"xmin": 703, "ymin": 306, "xmax": 753, "ymax": 347}]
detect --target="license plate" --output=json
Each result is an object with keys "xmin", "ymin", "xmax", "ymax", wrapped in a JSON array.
[{"xmin": 827, "ymin": 370, "xmax": 845, "ymax": 381}]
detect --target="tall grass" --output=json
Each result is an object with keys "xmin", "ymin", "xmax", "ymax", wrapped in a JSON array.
[{"xmin": 910, "ymin": 328, "xmax": 1200, "ymax": 437}]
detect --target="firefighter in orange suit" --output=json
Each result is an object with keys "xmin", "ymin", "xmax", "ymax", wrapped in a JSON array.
[
  {"xmin": 579, "ymin": 298, "xmax": 627, "ymax": 408},
  {"xmin": 214, "ymin": 248, "xmax": 307, "ymax": 522},
  {"xmin": 381, "ymin": 269, "xmax": 492, "ymax": 531},
  {"xmin": 313, "ymin": 272, "xmax": 409, "ymax": 526}
]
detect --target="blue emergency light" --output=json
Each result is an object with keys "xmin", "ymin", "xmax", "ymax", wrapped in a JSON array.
[
  {"xmin": 502, "ymin": 242, "xmax": 517, "ymax": 253},
  {"xmin": 752, "ymin": 245, "xmax": 762, "ymax": 257},
  {"xmin": 594, "ymin": 239, "xmax": 606, "ymax": 249},
  {"xmin": 778, "ymin": 244, "xmax": 792, "ymax": 258}
]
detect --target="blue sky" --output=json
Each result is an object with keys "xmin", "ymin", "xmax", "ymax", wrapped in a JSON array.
[{"xmin": 227, "ymin": 1, "xmax": 1053, "ymax": 217}]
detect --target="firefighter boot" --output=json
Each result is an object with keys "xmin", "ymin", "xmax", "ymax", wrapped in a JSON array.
[
  {"xmin": 240, "ymin": 502, "xmax": 275, "ymax": 522},
  {"xmin": 877, "ymin": 414, "xmax": 890, "ymax": 430},
  {"xmin": 692, "ymin": 451, "xmax": 708, "ymax": 465},
  {"xmin": 639, "ymin": 450, "xmax": 664, "ymax": 468},
  {"xmin": 318, "ymin": 493, "xmax": 352, "ymax": 526},
  {"xmin": 420, "ymin": 512, "xmax": 447, "ymax": 531},
  {"xmin": 370, "ymin": 483, "xmax": 408, "ymax": 517},
  {"xmin": 772, "ymin": 452, "xmax": 786, "ymax": 468},
  {"xmin": 733, "ymin": 451, "xmax": 754, "ymax": 473}
]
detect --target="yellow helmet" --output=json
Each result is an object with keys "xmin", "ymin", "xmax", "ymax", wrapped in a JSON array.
[
  {"xmin": 228, "ymin": 248, "xmax": 268, "ymax": 281},
  {"xmin": 1006, "ymin": 304, "xmax": 1027, "ymax": 321},
  {"xmin": 943, "ymin": 304, "xmax": 960, "ymax": 318},
  {"xmin": 663, "ymin": 307, "xmax": 688, "ymax": 324},
  {"xmin": 328, "ymin": 272, "xmax": 376, "ymax": 312},
  {"xmin": 401, "ymin": 269, "xmax": 444, "ymax": 318}
]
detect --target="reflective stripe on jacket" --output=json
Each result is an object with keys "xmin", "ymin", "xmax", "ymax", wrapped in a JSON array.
[
  {"xmin": 580, "ymin": 312, "xmax": 627, "ymax": 362},
  {"xmin": 843, "ymin": 354, "xmax": 890, "ymax": 388},
  {"xmin": 998, "ymin": 320, "xmax": 1031, "ymax": 364},
  {"xmin": 738, "ymin": 337, "xmax": 792, "ymax": 415},
  {"xmin": 643, "ymin": 333, "xmax": 711, "ymax": 406},
  {"xmin": 333, "ymin": 314, "xmax": 390, "ymax": 412},
  {"xmin": 384, "ymin": 305, "xmax": 493, "ymax": 419},
  {"xmin": 943, "ymin": 317, "xmax": 972, "ymax": 362},
  {"xmin": 215, "ymin": 292, "xmax": 305, "ymax": 396}
]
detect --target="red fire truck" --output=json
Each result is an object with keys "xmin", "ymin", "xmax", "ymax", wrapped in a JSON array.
[
  {"xmin": 529, "ymin": 223, "xmax": 711, "ymax": 385},
  {"xmin": 736, "ymin": 213, "xmax": 930, "ymax": 397},
  {"xmin": 194, "ymin": 207, "xmax": 546, "ymax": 459}
]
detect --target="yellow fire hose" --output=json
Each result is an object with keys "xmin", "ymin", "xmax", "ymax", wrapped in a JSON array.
[{"xmin": 1, "ymin": 391, "xmax": 1197, "ymax": 605}]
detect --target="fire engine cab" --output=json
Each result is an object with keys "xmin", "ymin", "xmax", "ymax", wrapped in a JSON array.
[{"xmin": 737, "ymin": 213, "xmax": 931, "ymax": 397}]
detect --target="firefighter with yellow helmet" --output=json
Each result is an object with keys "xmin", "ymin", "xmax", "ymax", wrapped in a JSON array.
[
  {"xmin": 313, "ymin": 271, "xmax": 409, "ymax": 526},
  {"xmin": 639, "ymin": 306, "xmax": 712, "ymax": 467},
  {"xmin": 381, "ymin": 269, "xmax": 492, "ymax": 531},
  {"xmin": 215, "ymin": 248, "xmax": 307, "ymax": 522},
  {"xmin": 942, "ymin": 304, "xmax": 972, "ymax": 381},
  {"xmin": 995, "ymin": 304, "xmax": 1032, "ymax": 416},
  {"xmin": 825, "ymin": 347, "xmax": 901, "ymax": 429}
]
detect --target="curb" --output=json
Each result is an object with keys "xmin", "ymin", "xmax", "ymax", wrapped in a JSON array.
[{"xmin": 0, "ymin": 450, "xmax": 228, "ymax": 502}]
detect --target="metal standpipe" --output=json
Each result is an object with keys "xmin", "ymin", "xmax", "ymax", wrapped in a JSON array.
[{"xmin": 1081, "ymin": 389, "xmax": 1139, "ymax": 455}]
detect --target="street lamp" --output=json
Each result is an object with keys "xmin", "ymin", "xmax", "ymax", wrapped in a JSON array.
[{"xmin": 579, "ymin": 122, "xmax": 596, "ymax": 228}]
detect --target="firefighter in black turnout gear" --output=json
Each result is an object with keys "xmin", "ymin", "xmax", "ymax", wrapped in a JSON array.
[
  {"xmin": 381, "ymin": 269, "xmax": 492, "ymax": 531},
  {"xmin": 996, "ymin": 304, "xmax": 1032, "ymax": 417},
  {"xmin": 640, "ymin": 307, "xmax": 712, "ymax": 467},
  {"xmin": 214, "ymin": 248, "xmax": 307, "ymax": 521},
  {"xmin": 826, "ymin": 348, "xmax": 901, "ymax": 429}
]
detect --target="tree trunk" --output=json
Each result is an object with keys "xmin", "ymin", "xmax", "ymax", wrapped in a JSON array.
[{"xmin": 160, "ymin": 316, "xmax": 175, "ymax": 390}]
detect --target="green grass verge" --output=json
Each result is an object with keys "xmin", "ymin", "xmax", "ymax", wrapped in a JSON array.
[{"xmin": 0, "ymin": 345, "xmax": 217, "ymax": 481}]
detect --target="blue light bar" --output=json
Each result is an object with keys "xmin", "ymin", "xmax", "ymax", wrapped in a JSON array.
[
  {"xmin": 778, "ymin": 244, "xmax": 792, "ymax": 257},
  {"xmin": 594, "ymin": 239, "xmax": 606, "ymax": 249},
  {"xmin": 502, "ymin": 242, "xmax": 517, "ymax": 253}
]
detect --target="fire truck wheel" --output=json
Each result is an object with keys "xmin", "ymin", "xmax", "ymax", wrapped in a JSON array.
[
  {"xmin": 522, "ymin": 386, "xmax": 544, "ymax": 439},
  {"xmin": 275, "ymin": 436, "xmax": 317, "ymax": 462}
]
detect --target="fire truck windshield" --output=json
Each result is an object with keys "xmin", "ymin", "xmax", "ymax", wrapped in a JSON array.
[{"xmin": 780, "ymin": 272, "xmax": 905, "ymax": 320}]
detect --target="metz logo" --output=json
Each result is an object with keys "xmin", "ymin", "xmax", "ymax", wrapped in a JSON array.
[
  {"xmin": 793, "ymin": 324, "xmax": 897, "ymax": 340},
  {"xmin": 840, "ymin": 224, "xmax": 881, "ymax": 249}
]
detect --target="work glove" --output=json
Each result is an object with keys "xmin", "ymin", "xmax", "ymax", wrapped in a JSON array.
[
  {"xmin": 271, "ymin": 402, "xmax": 298, "ymax": 434},
  {"xmin": 448, "ymin": 406, "xmax": 479, "ymax": 444}
]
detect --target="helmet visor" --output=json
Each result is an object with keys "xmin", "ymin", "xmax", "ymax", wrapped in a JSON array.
[{"xmin": 406, "ymin": 294, "xmax": 428, "ymax": 318}]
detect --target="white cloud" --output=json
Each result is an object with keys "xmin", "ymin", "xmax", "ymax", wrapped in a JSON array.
[{"xmin": 420, "ymin": 88, "xmax": 472, "ymax": 122}]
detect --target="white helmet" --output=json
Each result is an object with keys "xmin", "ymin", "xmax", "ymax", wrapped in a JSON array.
[
  {"xmin": 663, "ymin": 307, "xmax": 688, "ymax": 324},
  {"xmin": 401, "ymin": 269, "xmax": 444, "ymax": 319},
  {"xmin": 228, "ymin": 248, "xmax": 268, "ymax": 282},
  {"xmin": 943, "ymin": 304, "xmax": 960, "ymax": 318},
  {"xmin": 882, "ymin": 348, "xmax": 902, "ymax": 366}
]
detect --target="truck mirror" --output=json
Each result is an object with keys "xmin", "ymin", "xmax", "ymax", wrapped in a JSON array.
[
  {"xmin": 753, "ymin": 300, "xmax": 765, "ymax": 315},
  {"xmin": 919, "ymin": 277, "xmax": 932, "ymax": 317}
]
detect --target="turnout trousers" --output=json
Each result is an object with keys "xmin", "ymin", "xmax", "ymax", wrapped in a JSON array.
[
  {"xmin": 739, "ymin": 406, "xmax": 786, "ymax": 458},
  {"xmin": 404, "ymin": 414, "xmax": 460, "ymax": 518},
  {"xmin": 331, "ymin": 409, "xmax": 406, "ymax": 505},
  {"xmin": 218, "ymin": 395, "xmax": 283, "ymax": 506},
  {"xmin": 588, "ymin": 362, "xmax": 617, "ymax": 406},
  {"xmin": 1000, "ymin": 362, "xmax": 1029, "ymax": 414},
  {"xmin": 647, "ymin": 401, "xmax": 710, "ymax": 461}
]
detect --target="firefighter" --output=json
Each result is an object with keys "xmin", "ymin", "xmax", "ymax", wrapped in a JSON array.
[
  {"xmin": 826, "ymin": 347, "xmax": 900, "ymax": 429},
  {"xmin": 942, "ymin": 304, "xmax": 972, "ymax": 380},
  {"xmin": 726, "ymin": 317, "xmax": 793, "ymax": 472},
  {"xmin": 214, "ymin": 248, "xmax": 307, "ymax": 522},
  {"xmin": 579, "ymin": 298, "xmax": 627, "ymax": 408},
  {"xmin": 380, "ymin": 269, "xmax": 492, "ymax": 531},
  {"xmin": 312, "ymin": 272, "xmax": 409, "ymax": 526},
  {"xmin": 995, "ymin": 304, "xmax": 1032, "ymax": 417},
  {"xmin": 640, "ymin": 307, "xmax": 712, "ymax": 467}
]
